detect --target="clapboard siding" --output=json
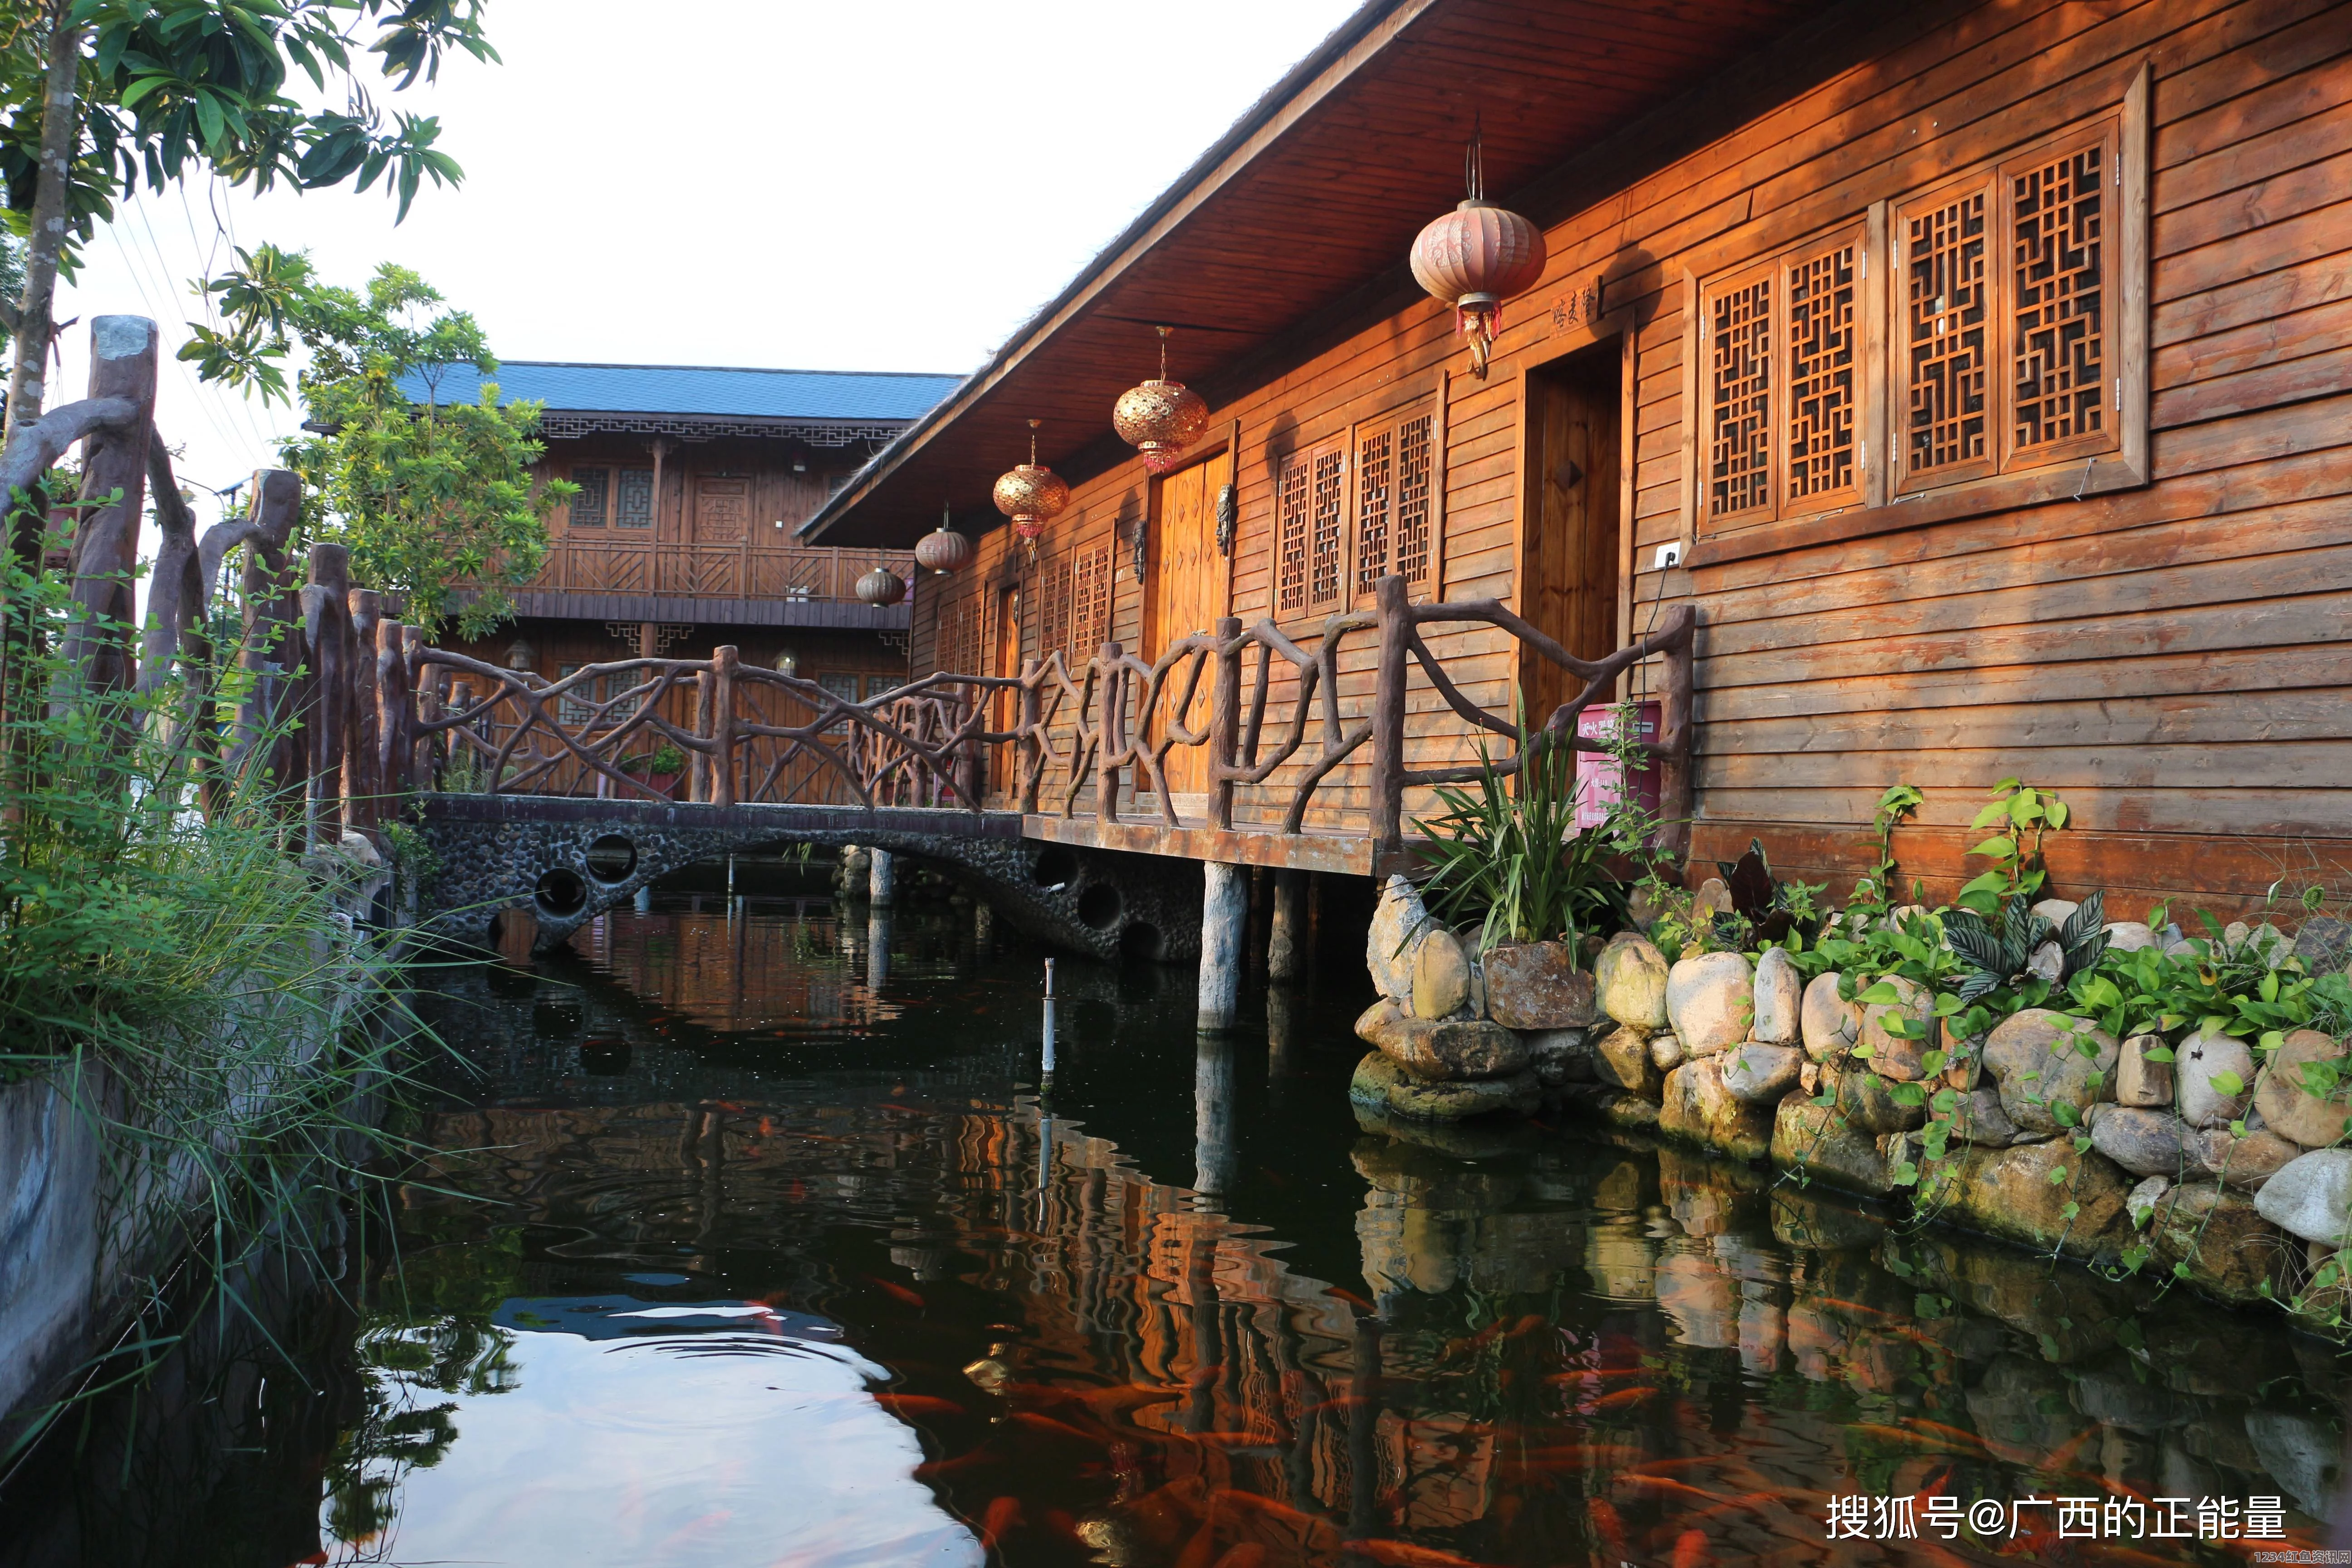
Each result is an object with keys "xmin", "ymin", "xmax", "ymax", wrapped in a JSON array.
[{"xmin": 908, "ymin": 0, "xmax": 2349, "ymax": 903}]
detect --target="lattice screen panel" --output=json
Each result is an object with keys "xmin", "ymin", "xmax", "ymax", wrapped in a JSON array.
[
  {"xmin": 569, "ymin": 466, "xmax": 610, "ymax": 527},
  {"xmin": 1785, "ymin": 241, "xmax": 1857, "ymax": 504},
  {"xmin": 1903, "ymin": 186, "xmax": 1990, "ymax": 476},
  {"xmin": 617, "ymin": 467, "xmax": 656, "ymax": 529},
  {"xmin": 2010, "ymin": 141, "xmax": 2106, "ymax": 454},
  {"xmin": 1354, "ymin": 429, "xmax": 1392, "ymax": 592},
  {"xmin": 1707, "ymin": 274, "xmax": 1774, "ymax": 518},
  {"xmin": 1395, "ymin": 414, "xmax": 1433, "ymax": 588},
  {"xmin": 1308, "ymin": 448, "xmax": 1346, "ymax": 608},
  {"xmin": 1276, "ymin": 453, "xmax": 1310, "ymax": 613}
]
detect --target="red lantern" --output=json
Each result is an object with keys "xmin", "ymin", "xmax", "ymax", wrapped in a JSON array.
[
  {"xmin": 1113, "ymin": 326, "xmax": 1209, "ymax": 472},
  {"xmin": 1411, "ymin": 132, "xmax": 1546, "ymax": 378},
  {"xmin": 915, "ymin": 505, "xmax": 973, "ymax": 575},
  {"xmin": 994, "ymin": 418, "xmax": 1068, "ymax": 551}
]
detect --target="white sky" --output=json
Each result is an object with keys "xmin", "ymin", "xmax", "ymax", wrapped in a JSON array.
[{"xmin": 49, "ymin": 0, "xmax": 1364, "ymax": 534}]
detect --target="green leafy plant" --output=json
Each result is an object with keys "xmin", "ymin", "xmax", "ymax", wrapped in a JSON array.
[
  {"xmin": 1852, "ymin": 783, "xmax": 1923, "ymax": 910},
  {"xmin": 1955, "ymin": 778, "xmax": 2068, "ymax": 916},
  {"xmin": 645, "ymin": 742, "xmax": 687, "ymax": 776},
  {"xmin": 1413, "ymin": 726, "xmax": 1624, "ymax": 959},
  {"xmin": 1945, "ymin": 890, "xmax": 2110, "ymax": 1005}
]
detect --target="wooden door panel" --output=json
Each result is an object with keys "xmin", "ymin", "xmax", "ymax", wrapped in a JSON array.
[
  {"xmin": 1523, "ymin": 350, "xmax": 1622, "ymax": 734},
  {"xmin": 1149, "ymin": 461, "xmax": 1222, "ymax": 798}
]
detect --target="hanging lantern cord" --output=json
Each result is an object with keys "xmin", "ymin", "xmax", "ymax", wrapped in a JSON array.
[
  {"xmin": 1465, "ymin": 112, "xmax": 1483, "ymax": 202},
  {"xmin": 1158, "ymin": 324, "xmax": 1172, "ymax": 382},
  {"xmin": 1029, "ymin": 416, "xmax": 1040, "ymax": 466}
]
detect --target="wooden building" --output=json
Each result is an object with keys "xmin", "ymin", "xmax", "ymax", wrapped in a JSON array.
[
  {"xmin": 804, "ymin": 0, "xmax": 2352, "ymax": 911},
  {"xmin": 428, "ymin": 360, "xmax": 959, "ymax": 705}
]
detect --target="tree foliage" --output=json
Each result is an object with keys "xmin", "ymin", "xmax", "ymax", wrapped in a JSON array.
[
  {"xmin": 0, "ymin": 0, "xmax": 489, "ymax": 263},
  {"xmin": 192, "ymin": 245, "xmax": 570, "ymax": 639}
]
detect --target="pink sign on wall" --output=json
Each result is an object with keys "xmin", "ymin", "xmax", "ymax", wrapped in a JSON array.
[{"xmin": 1573, "ymin": 701, "xmax": 1661, "ymax": 833}]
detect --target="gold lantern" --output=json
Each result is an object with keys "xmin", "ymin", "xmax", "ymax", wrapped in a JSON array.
[
  {"xmin": 993, "ymin": 418, "xmax": 1069, "ymax": 549},
  {"xmin": 1112, "ymin": 326, "xmax": 1209, "ymax": 475}
]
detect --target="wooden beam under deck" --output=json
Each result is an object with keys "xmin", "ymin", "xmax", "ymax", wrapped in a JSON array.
[{"xmin": 1026, "ymin": 813, "xmax": 1418, "ymax": 880}]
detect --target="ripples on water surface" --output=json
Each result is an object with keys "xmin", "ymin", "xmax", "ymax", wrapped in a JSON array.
[{"xmin": 5, "ymin": 878, "xmax": 2349, "ymax": 1567}]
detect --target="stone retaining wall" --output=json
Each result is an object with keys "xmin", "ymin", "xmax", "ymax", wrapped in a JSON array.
[{"xmin": 1351, "ymin": 876, "xmax": 2352, "ymax": 1320}]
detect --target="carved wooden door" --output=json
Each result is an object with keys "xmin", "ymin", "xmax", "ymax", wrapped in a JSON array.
[
  {"xmin": 692, "ymin": 474, "xmax": 751, "ymax": 596},
  {"xmin": 1521, "ymin": 344, "xmax": 1622, "ymax": 733},
  {"xmin": 1146, "ymin": 457, "xmax": 1223, "ymax": 799},
  {"xmin": 991, "ymin": 585, "xmax": 1022, "ymax": 802}
]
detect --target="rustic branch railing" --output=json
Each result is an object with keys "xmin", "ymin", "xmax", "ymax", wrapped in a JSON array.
[{"xmin": 402, "ymin": 571, "xmax": 1698, "ymax": 861}]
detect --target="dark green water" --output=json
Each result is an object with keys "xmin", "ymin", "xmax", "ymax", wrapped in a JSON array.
[{"xmin": 5, "ymin": 876, "xmax": 2347, "ymax": 1567}]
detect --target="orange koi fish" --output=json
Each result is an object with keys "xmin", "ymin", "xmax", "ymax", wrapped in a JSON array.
[
  {"xmin": 1324, "ymin": 1285, "xmax": 1377, "ymax": 1312},
  {"xmin": 1007, "ymin": 1410, "xmax": 1106, "ymax": 1448},
  {"xmin": 1588, "ymin": 1498, "xmax": 1630, "ymax": 1562},
  {"xmin": 1671, "ymin": 1529, "xmax": 1712, "ymax": 1568},
  {"xmin": 872, "ymin": 1393, "xmax": 964, "ymax": 1419},
  {"xmin": 1342, "ymin": 1541, "xmax": 1500, "ymax": 1568},
  {"xmin": 866, "ymin": 1275, "xmax": 924, "ymax": 1308},
  {"xmin": 1592, "ymin": 1385, "xmax": 1660, "ymax": 1412},
  {"xmin": 977, "ymin": 1496, "xmax": 1022, "ymax": 1549},
  {"xmin": 1616, "ymin": 1474, "xmax": 1725, "ymax": 1504},
  {"xmin": 1213, "ymin": 1546, "xmax": 1269, "ymax": 1568}
]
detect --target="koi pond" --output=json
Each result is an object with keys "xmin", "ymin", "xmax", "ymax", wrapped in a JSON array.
[{"xmin": 5, "ymin": 873, "xmax": 2348, "ymax": 1566}]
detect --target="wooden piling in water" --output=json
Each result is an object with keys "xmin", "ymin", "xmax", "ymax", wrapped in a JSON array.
[{"xmin": 1197, "ymin": 861, "xmax": 1247, "ymax": 1032}]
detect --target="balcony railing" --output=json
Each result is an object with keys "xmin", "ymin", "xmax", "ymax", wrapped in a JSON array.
[{"xmin": 522, "ymin": 538, "xmax": 915, "ymax": 602}]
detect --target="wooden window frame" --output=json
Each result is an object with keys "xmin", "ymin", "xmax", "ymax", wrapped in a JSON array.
[
  {"xmin": 1348, "ymin": 395, "xmax": 1441, "ymax": 605},
  {"xmin": 1274, "ymin": 435, "xmax": 1348, "ymax": 620},
  {"xmin": 1685, "ymin": 64, "xmax": 2149, "ymax": 569},
  {"xmin": 615, "ymin": 465, "xmax": 657, "ymax": 530},
  {"xmin": 568, "ymin": 464, "xmax": 612, "ymax": 529}
]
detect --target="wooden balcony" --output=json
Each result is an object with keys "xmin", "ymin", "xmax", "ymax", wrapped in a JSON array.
[{"xmin": 499, "ymin": 538, "xmax": 918, "ymax": 630}]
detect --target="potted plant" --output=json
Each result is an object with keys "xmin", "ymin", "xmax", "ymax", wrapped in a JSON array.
[
  {"xmin": 1413, "ymin": 725, "xmax": 1624, "ymax": 1029},
  {"xmin": 624, "ymin": 742, "xmax": 688, "ymax": 799}
]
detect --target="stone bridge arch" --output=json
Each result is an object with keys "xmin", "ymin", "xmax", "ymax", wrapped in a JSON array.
[{"xmin": 412, "ymin": 796, "xmax": 1205, "ymax": 962}]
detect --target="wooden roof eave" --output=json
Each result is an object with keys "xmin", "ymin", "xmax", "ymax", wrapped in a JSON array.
[{"xmin": 797, "ymin": 0, "xmax": 1435, "ymax": 547}]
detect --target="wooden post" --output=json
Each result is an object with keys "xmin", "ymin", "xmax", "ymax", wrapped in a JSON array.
[
  {"xmin": 688, "ymin": 664, "xmax": 710, "ymax": 804},
  {"xmin": 348, "ymin": 588, "xmax": 380, "ymax": 830},
  {"xmin": 230, "ymin": 470, "xmax": 302, "ymax": 799},
  {"xmin": 1198, "ymin": 861, "xmax": 1248, "ymax": 1033},
  {"xmin": 59, "ymin": 317, "xmax": 159, "ymax": 701},
  {"xmin": 1369, "ymin": 573, "xmax": 1411, "ymax": 858},
  {"xmin": 1658, "ymin": 617, "xmax": 1697, "ymax": 871},
  {"xmin": 1209, "ymin": 615, "xmax": 1241, "ymax": 830},
  {"xmin": 1269, "ymin": 867, "xmax": 1307, "ymax": 982},
  {"xmin": 377, "ymin": 618, "xmax": 411, "ymax": 798},
  {"xmin": 869, "ymin": 848, "xmax": 896, "ymax": 906},
  {"xmin": 304, "ymin": 544, "xmax": 351, "ymax": 845},
  {"xmin": 1095, "ymin": 642, "xmax": 1122, "ymax": 823},
  {"xmin": 1016, "ymin": 660, "xmax": 1041, "ymax": 813},
  {"xmin": 709, "ymin": 643, "xmax": 739, "ymax": 808}
]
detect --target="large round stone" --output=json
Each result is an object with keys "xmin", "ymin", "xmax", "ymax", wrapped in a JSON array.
[
  {"xmin": 1721, "ymin": 1042, "xmax": 1803, "ymax": 1105},
  {"xmin": 1917, "ymin": 1139, "xmax": 2136, "ymax": 1263},
  {"xmin": 1751, "ymin": 946, "xmax": 1801, "ymax": 1044},
  {"xmin": 1832, "ymin": 1064, "xmax": 1926, "ymax": 1135},
  {"xmin": 1366, "ymin": 875, "xmax": 1428, "ymax": 1002},
  {"xmin": 2252, "ymin": 1148, "xmax": 2352, "ymax": 1244},
  {"xmin": 2174, "ymin": 1026, "xmax": 2255, "ymax": 1129},
  {"xmin": 1353, "ymin": 999, "xmax": 1529, "ymax": 1080},
  {"xmin": 1596, "ymin": 934, "xmax": 1669, "ymax": 1031},
  {"xmin": 1349, "ymin": 1052, "xmax": 1538, "ymax": 1122},
  {"xmin": 2253, "ymin": 1029, "xmax": 2352, "ymax": 1149},
  {"xmin": 1482, "ymin": 941, "xmax": 1597, "ymax": 1029},
  {"xmin": 1666, "ymin": 950, "xmax": 1754, "ymax": 1057},
  {"xmin": 2208, "ymin": 1124, "xmax": 2302, "ymax": 1191},
  {"xmin": 1800, "ymin": 971, "xmax": 1859, "ymax": 1063},
  {"xmin": 1857, "ymin": 973, "xmax": 1933, "ymax": 1082},
  {"xmin": 2146, "ymin": 1183, "xmax": 2284, "ymax": 1303},
  {"xmin": 2087, "ymin": 1105, "xmax": 2210, "ymax": 1179},
  {"xmin": 1657, "ymin": 1058, "xmax": 1774, "ymax": 1161},
  {"xmin": 1981, "ymin": 1008, "xmax": 2118, "ymax": 1135},
  {"xmin": 1769, "ymin": 1098, "xmax": 1896, "ymax": 1195},
  {"xmin": 1411, "ymin": 926, "xmax": 1473, "ymax": 1019},
  {"xmin": 1593, "ymin": 1022, "xmax": 1661, "ymax": 1097}
]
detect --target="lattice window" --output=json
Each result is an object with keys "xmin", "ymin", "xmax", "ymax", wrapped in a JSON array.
[
  {"xmin": 816, "ymin": 671, "xmax": 859, "ymax": 705},
  {"xmin": 1394, "ymin": 412, "xmax": 1433, "ymax": 588},
  {"xmin": 1706, "ymin": 272, "xmax": 1774, "ymax": 519},
  {"xmin": 616, "ymin": 466, "xmax": 656, "ymax": 529},
  {"xmin": 1902, "ymin": 184, "xmax": 1991, "ymax": 479},
  {"xmin": 1275, "ymin": 452, "xmax": 1310, "ymax": 613},
  {"xmin": 1309, "ymin": 446, "xmax": 1346, "ymax": 609},
  {"xmin": 569, "ymin": 466, "xmax": 610, "ymax": 528},
  {"xmin": 934, "ymin": 596, "xmax": 980, "ymax": 676},
  {"xmin": 557, "ymin": 663, "xmax": 598, "ymax": 726},
  {"xmin": 1039, "ymin": 552, "xmax": 1073, "ymax": 663},
  {"xmin": 1354, "ymin": 428, "xmax": 1392, "ymax": 593},
  {"xmin": 1786, "ymin": 240, "xmax": 1856, "ymax": 504},
  {"xmin": 2011, "ymin": 139, "xmax": 2106, "ymax": 454},
  {"xmin": 1073, "ymin": 544, "xmax": 1112, "ymax": 658}
]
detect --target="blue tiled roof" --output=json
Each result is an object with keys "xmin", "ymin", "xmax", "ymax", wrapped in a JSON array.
[{"xmin": 395, "ymin": 361, "xmax": 962, "ymax": 422}]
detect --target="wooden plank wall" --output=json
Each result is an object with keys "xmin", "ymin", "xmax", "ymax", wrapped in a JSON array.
[{"xmin": 914, "ymin": 0, "xmax": 2352, "ymax": 914}]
